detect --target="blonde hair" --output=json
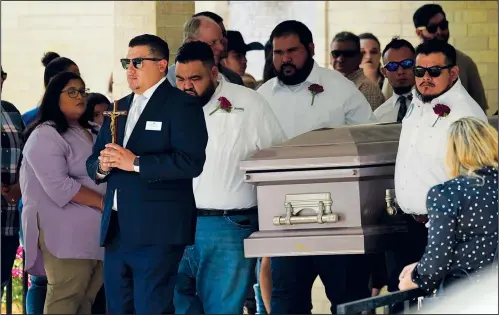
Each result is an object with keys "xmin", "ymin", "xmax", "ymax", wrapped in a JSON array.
[
  {"xmin": 183, "ymin": 17, "xmax": 202, "ymax": 42},
  {"xmin": 445, "ymin": 116, "xmax": 498, "ymax": 179}
]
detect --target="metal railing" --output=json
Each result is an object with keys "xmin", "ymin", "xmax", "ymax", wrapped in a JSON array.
[
  {"xmin": 336, "ymin": 288, "xmax": 427, "ymax": 314},
  {"xmin": 3, "ymin": 248, "xmax": 28, "ymax": 315}
]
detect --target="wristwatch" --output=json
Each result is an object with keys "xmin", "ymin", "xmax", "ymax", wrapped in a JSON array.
[
  {"xmin": 98, "ymin": 162, "xmax": 110, "ymax": 176},
  {"xmin": 133, "ymin": 156, "xmax": 140, "ymax": 172}
]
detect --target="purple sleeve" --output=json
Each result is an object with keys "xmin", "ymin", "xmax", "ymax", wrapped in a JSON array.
[{"xmin": 24, "ymin": 125, "xmax": 82, "ymax": 208}]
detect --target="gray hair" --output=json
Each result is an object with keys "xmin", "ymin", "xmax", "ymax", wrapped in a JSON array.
[{"xmin": 183, "ymin": 17, "xmax": 202, "ymax": 43}]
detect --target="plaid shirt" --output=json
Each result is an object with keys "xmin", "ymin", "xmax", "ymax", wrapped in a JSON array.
[
  {"xmin": 346, "ymin": 69, "xmax": 385, "ymax": 111},
  {"xmin": 1, "ymin": 100, "xmax": 25, "ymax": 236}
]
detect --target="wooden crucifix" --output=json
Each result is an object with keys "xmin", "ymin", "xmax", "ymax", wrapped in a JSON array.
[{"xmin": 103, "ymin": 101, "xmax": 128, "ymax": 144}]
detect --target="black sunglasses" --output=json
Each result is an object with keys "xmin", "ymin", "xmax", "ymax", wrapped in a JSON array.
[
  {"xmin": 384, "ymin": 59, "xmax": 415, "ymax": 72},
  {"xmin": 331, "ymin": 50, "xmax": 359, "ymax": 58},
  {"xmin": 120, "ymin": 57, "xmax": 163, "ymax": 70},
  {"xmin": 61, "ymin": 88, "xmax": 90, "ymax": 99},
  {"xmin": 425, "ymin": 20, "xmax": 449, "ymax": 34},
  {"xmin": 413, "ymin": 65, "xmax": 454, "ymax": 78}
]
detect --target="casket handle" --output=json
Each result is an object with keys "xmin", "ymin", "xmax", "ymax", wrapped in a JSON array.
[{"xmin": 273, "ymin": 193, "xmax": 339, "ymax": 226}]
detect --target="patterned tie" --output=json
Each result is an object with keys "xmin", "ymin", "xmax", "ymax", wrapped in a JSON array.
[{"xmin": 397, "ymin": 95, "xmax": 408, "ymax": 122}]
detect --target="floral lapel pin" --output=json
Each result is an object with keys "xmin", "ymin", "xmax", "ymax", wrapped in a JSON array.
[
  {"xmin": 432, "ymin": 104, "xmax": 451, "ymax": 127},
  {"xmin": 308, "ymin": 84, "xmax": 324, "ymax": 106},
  {"xmin": 209, "ymin": 96, "xmax": 243, "ymax": 116}
]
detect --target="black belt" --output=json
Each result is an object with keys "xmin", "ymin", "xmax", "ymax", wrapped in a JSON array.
[{"xmin": 197, "ymin": 207, "xmax": 258, "ymax": 217}]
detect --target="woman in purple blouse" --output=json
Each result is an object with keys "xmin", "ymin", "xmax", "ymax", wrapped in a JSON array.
[{"xmin": 20, "ymin": 71, "xmax": 106, "ymax": 314}]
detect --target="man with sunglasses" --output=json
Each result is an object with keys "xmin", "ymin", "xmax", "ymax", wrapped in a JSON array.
[
  {"xmin": 330, "ymin": 31, "xmax": 385, "ymax": 111},
  {"xmin": 388, "ymin": 40, "xmax": 487, "ymax": 308},
  {"xmin": 413, "ymin": 4, "xmax": 488, "ymax": 112},
  {"xmin": 86, "ymin": 34, "xmax": 208, "ymax": 314},
  {"xmin": 0, "ymin": 66, "xmax": 25, "ymax": 297},
  {"xmin": 374, "ymin": 38, "xmax": 416, "ymax": 123}
]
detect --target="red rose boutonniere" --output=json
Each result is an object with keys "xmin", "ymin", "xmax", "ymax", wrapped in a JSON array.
[
  {"xmin": 209, "ymin": 96, "xmax": 243, "ymax": 116},
  {"xmin": 432, "ymin": 104, "xmax": 451, "ymax": 127},
  {"xmin": 308, "ymin": 84, "xmax": 324, "ymax": 106}
]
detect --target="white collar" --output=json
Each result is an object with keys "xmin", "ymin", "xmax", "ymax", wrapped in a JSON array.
[
  {"xmin": 136, "ymin": 76, "xmax": 166, "ymax": 101},
  {"xmin": 411, "ymin": 78, "xmax": 464, "ymax": 110},
  {"xmin": 272, "ymin": 61, "xmax": 322, "ymax": 91}
]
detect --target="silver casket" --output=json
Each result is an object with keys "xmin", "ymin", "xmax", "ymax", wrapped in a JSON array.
[{"xmin": 242, "ymin": 116, "xmax": 498, "ymax": 258}]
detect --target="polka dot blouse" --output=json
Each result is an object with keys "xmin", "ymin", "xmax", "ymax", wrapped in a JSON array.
[{"xmin": 412, "ymin": 166, "xmax": 498, "ymax": 293}]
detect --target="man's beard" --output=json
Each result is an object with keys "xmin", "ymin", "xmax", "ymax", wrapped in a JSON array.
[
  {"xmin": 184, "ymin": 81, "xmax": 217, "ymax": 105},
  {"xmin": 423, "ymin": 33, "xmax": 449, "ymax": 43},
  {"xmin": 415, "ymin": 80, "xmax": 455, "ymax": 103},
  {"xmin": 393, "ymin": 85, "xmax": 414, "ymax": 96},
  {"xmin": 275, "ymin": 51, "xmax": 315, "ymax": 86}
]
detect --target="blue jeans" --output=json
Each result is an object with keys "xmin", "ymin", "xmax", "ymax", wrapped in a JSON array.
[
  {"xmin": 254, "ymin": 258, "xmax": 267, "ymax": 314},
  {"xmin": 174, "ymin": 213, "xmax": 258, "ymax": 314},
  {"xmin": 26, "ymin": 275, "xmax": 47, "ymax": 314}
]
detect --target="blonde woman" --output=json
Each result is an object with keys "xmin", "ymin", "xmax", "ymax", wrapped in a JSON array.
[{"xmin": 399, "ymin": 116, "xmax": 498, "ymax": 293}]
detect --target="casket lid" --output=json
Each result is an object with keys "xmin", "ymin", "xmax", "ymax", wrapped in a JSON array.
[{"xmin": 241, "ymin": 123, "xmax": 402, "ymax": 171}]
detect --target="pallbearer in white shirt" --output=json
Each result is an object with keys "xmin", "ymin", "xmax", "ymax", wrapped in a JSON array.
[
  {"xmin": 388, "ymin": 40, "xmax": 487, "ymax": 300},
  {"xmin": 257, "ymin": 20, "xmax": 377, "ymax": 140},
  {"xmin": 258, "ymin": 20, "xmax": 377, "ymax": 314},
  {"xmin": 173, "ymin": 41, "xmax": 287, "ymax": 314},
  {"xmin": 374, "ymin": 38, "xmax": 417, "ymax": 123}
]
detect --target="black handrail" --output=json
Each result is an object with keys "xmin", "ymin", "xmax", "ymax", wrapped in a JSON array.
[
  {"xmin": 3, "ymin": 248, "xmax": 28, "ymax": 315},
  {"xmin": 336, "ymin": 288, "xmax": 427, "ymax": 314}
]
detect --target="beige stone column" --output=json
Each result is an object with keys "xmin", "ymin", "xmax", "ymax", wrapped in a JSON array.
[{"xmin": 112, "ymin": 1, "xmax": 194, "ymax": 100}]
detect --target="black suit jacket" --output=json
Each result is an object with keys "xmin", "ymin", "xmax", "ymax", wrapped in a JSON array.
[{"xmin": 86, "ymin": 79, "xmax": 208, "ymax": 247}]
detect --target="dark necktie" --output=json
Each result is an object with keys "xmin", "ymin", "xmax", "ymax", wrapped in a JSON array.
[{"xmin": 397, "ymin": 95, "xmax": 409, "ymax": 122}]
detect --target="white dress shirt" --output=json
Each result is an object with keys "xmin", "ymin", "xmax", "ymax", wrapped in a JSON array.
[
  {"xmin": 106, "ymin": 76, "xmax": 167, "ymax": 211},
  {"xmin": 257, "ymin": 62, "xmax": 377, "ymax": 139},
  {"xmin": 194, "ymin": 78, "xmax": 287, "ymax": 210},
  {"xmin": 374, "ymin": 91, "xmax": 412, "ymax": 123},
  {"xmin": 395, "ymin": 79, "xmax": 488, "ymax": 215}
]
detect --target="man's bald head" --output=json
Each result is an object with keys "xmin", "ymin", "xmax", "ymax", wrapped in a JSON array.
[{"xmin": 183, "ymin": 16, "xmax": 225, "ymax": 64}]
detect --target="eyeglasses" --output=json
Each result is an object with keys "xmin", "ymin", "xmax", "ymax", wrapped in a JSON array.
[
  {"xmin": 384, "ymin": 59, "xmax": 415, "ymax": 72},
  {"xmin": 331, "ymin": 50, "xmax": 359, "ymax": 58},
  {"xmin": 413, "ymin": 65, "xmax": 454, "ymax": 78},
  {"xmin": 120, "ymin": 58, "xmax": 163, "ymax": 70},
  {"xmin": 61, "ymin": 88, "xmax": 90, "ymax": 98},
  {"xmin": 418, "ymin": 20, "xmax": 449, "ymax": 34},
  {"xmin": 1, "ymin": 71, "xmax": 7, "ymax": 80}
]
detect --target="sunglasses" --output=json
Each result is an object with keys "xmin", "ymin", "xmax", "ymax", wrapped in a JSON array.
[
  {"xmin": 384, "ymin": 59, "xmax": 415, "ymax": 72},
  {"xmin": 420, "ymin": 20, "xmax": 449, "ymax": 34},
  {"xmin": 61, "ymin": 88, "xmax": 90, "ymax": 99},
  {"xmin": 413, "ymin": 65, "xmax": 454, "ymax": 78},
  {"xmin": 331, "ymin": 50, "xmax": 359, "ymax": 58},
  {"xmin": 120, "ymin": 57, "xmax": 163, "ymax": 70}
]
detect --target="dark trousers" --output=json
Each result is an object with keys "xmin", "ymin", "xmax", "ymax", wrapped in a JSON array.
[
  {"xmin": 91, "ymin": 285, "xmax": 106, "ymax": 314},
  {"xmin": 385, "ymin": 214, "xmax": 428, "ymax": 292},
  {"xmin": 270, "ymin": 254, "xmax": 370, "ymax": 314},
  {"xmin": 1, "ymin": 234, "xmax": 20, "ymax": 296},
  {"xmin": 104, "ymin": 211, "xmax": 185, "ymax": 314}
]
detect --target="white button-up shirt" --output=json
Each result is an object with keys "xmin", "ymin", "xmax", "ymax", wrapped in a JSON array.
[
  {"xmin": 374, "ymin": 91, "xmax": 412, "ymax": 123},
  {"xmin": 257, "ymin": 62, "xmax": 377, "ymax": 139},
  {"xmin": 395, "ymin": 79, "xmax": 488, "ymax": 215},
  {"xmin": 194, "ymin": 78, "xmax": 287, "ymax": 210}
]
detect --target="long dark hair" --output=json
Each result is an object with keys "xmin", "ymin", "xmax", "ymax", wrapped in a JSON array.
[
  {"xmin": 262, "ymin": 39, "xmax": 276, "ymax": 83},
  {"xmin": 44, "ymin": 57, "xmax": 78, "ymax": 88},
  {"xmin": 24, "ymin": 71, "xmax": 96, "ymax": 140},
  {"xmin": 81, "ymin": 92, "xmax": 111, "ymax": 126}
]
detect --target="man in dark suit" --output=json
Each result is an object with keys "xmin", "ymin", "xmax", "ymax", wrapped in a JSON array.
[{"xmin": 86, "ymin": 34, "xmax": 208, "ymax": 314}]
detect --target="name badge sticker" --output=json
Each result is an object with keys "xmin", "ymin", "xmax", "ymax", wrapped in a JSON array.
[{"xmin": 145, "ymin": 121, "xmax": 162, "ymax": 131}]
